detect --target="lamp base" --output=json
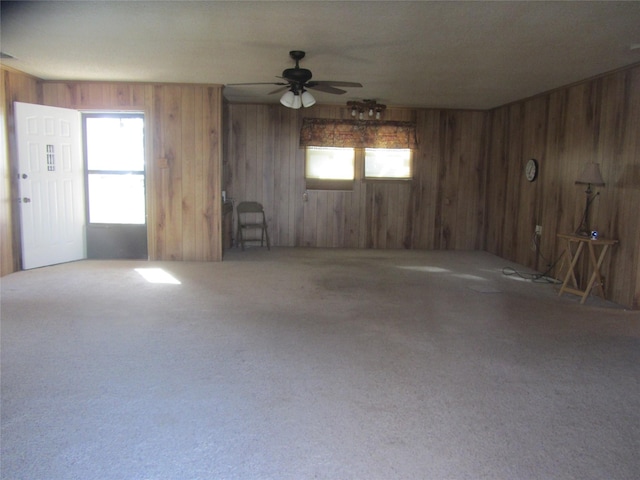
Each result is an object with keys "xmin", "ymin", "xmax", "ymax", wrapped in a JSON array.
[{"xmin": 574, "ymin": 190, "xmax": 599, "ymax": 237}]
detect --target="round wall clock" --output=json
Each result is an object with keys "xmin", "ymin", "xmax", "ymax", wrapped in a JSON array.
[{"xmin": 525, "ymin": 158, "xmax": 538, "ymax": 182}]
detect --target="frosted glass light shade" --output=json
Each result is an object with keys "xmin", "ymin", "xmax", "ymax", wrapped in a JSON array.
[
  {"xmin": 280, "ymin": 91, "xmax": 296, "ymax": 108},
  {"xmin": 301, "ymin": 91, "xmax": 316, "ymax": 107},
  {"xmin": 281, "ymin": 90, "xmax": 314, "ymax": 109}
]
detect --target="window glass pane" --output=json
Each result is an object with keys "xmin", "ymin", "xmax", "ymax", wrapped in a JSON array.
[
  {"xmin": 306, "ymin": 147, "xmax": 355, "ymax": 180},
  {"xmin": 88, "ymin": 174, "xmax": 146, "ymax": 224},
  {"xmin": 86, "ymin": 117, "xmax": 144, "ymax": 171},
  {"xmin": 365, "ymin": 148, "xmax": 411, "ymax": 179}
]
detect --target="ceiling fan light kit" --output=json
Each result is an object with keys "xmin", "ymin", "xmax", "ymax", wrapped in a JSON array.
[
  {"xmin": 279, "ymin": 89, "xmax": 315, "ymax": 109},
  {"xmin": 230, "ymin": 50, "xmax": 362, "ymax": 109}
]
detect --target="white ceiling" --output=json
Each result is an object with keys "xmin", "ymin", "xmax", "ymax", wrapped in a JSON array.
[{"xmin": 1, "ymin": 1, "xmax": 639, "ymax": 110}]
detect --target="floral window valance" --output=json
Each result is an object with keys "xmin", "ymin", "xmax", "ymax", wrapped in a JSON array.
[{"xmin": 300, "ymin": 118, "xmax": 418, "ymax": 149}]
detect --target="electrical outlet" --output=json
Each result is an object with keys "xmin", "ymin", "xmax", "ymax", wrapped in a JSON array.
[{"xmin": 535, "ymin": 225, "xmax": 542, "ymax": 235}]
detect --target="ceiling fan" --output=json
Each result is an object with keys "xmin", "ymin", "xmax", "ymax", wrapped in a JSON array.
[{"xmin": 228, "ymin": 50, "xmax": 362, "ymax": 108}]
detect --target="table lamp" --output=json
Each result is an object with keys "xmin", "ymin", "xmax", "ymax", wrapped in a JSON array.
[{"xmin": 575, "ymin": 163, "xmax": 605, "ymax": 235}]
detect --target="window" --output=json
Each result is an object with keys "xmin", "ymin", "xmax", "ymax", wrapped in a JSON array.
[
  {"xmin": 364, "ymin": 148, "xmax": 412, "ymax": 180},
  {"xmin": 84, "ymin": 115, "xmax": 146, "ymax": 224},
  {"xmin": 305, "ymin": 147, "xmax": 355, "ymax": 190},
  {"xmin": 305, "ymin": 146, "xmax": 413, "ymax": 190}
]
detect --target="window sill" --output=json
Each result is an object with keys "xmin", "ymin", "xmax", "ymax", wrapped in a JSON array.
[
  {"xmin": 305, "ymin": 179, "xmax": 354, "ymax": 191},
  {"xmin": 363, "ymin": 177, "xmax": 413, "ymax": 184}
]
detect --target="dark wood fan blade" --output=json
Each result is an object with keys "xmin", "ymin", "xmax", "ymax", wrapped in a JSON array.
[
  {"xmin": 268, "ymin": 86, "xmax": 290, "ymax": 95},
  {"xmin": 310, "ymin": 81, "xmax": 363, "ymax": 88},
  {"xmin": 226, "ymin": 82, "xmax": 288, "ymax": 86},
  {"xmin": 307, "ymin": 84, "xmax": 347, "ymax": 95}
]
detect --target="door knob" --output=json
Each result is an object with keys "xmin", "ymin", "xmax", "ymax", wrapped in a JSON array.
[{"xmin": 22, "ymin": 197, "xmax": 31, "ymax": 203}]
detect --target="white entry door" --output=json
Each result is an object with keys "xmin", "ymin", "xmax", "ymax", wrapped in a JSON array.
[{"xmin": 15, "ymin": 102, "xmax": 86, "ymax": 269}]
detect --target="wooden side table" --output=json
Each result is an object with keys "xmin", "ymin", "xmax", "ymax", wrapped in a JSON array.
[{"xmin": 557, "ymin": 233, "xmax": 618, "ymax": 304}]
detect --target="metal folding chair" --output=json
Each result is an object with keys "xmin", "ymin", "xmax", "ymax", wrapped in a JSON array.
[{"xmin": 235, "ymin": 201, "xmax": 270, "ymax": 250}]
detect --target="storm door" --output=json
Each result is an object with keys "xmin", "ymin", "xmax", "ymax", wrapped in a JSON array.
[{"xmin": 83, "ymin": 114, "xmax": 147, "ymax": 259}]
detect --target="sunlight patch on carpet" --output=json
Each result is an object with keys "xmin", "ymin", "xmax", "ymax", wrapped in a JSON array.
[{"xmin": 135, "ymin": 268, "xmax": 181, "ymax": 284}]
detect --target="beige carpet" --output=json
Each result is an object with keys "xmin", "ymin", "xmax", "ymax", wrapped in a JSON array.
[{"xmin": 1, "ymin": 248, "xmax": 639, "ymax": 479}]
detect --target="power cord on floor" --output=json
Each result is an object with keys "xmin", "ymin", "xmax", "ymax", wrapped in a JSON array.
[
  {"xmin": 502, "ymin": 264, "xmax": 562, "ymax": 284},
  {"xmin": 502, "ymin": 233, "xmax": 563, "ymax": 284}
]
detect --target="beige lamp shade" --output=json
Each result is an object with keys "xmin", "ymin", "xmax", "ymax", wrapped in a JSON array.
[{"xmin": 575, "ymin": 163, "xmax": 605, "ymax": 186}]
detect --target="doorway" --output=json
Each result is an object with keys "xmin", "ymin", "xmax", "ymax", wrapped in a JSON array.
[{"xmin": 83, "ymin": 114, "xmax": 148, "ymax": 259}]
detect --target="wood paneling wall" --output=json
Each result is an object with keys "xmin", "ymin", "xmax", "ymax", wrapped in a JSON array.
[
  {"xmin": 486, "ymin": 65, "xmax": 640, "ymax": 309},
  {"xmin": 225, "ymin": 104, "xmax": 488, "ymax": 250},
  {"xmin": 7, "ymin": 80, "xmax": 223, "ymax": 264},
  {"xmin": 2, "ymin": 72, "xmax": 223, "ymax": 272},
  {"xmin": 4, "ymin": 65, "xmax": 638, "ymax": 308}
]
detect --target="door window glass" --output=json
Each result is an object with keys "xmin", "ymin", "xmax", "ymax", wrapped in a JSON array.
[{"xmin": 84, "ymin": 115, "xmax": 145, "ymax": 224}]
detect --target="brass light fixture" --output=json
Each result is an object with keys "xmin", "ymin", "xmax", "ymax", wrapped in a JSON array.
[{"xmin": 347, "ymin": 100, "xmax": 386, "ymax": 120}]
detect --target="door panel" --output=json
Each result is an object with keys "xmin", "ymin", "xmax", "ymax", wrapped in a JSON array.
[
  {"xmin": 86, "ymin": 224, "xmax": 148, "ymax": 259},
  {"xmin": 15, "ymin": 102, "xmax": 86, "ymax": 269}
]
